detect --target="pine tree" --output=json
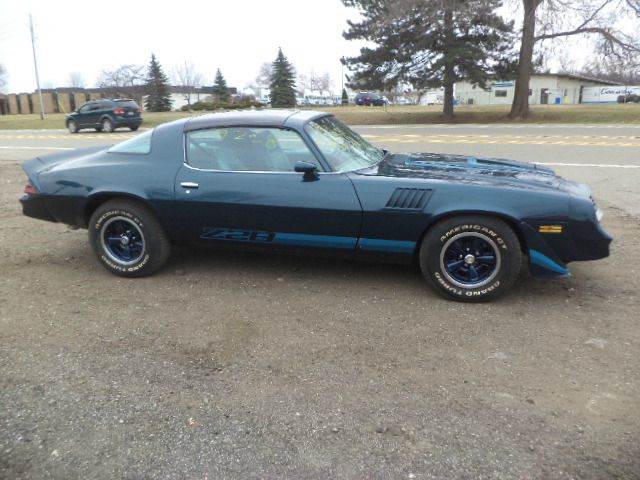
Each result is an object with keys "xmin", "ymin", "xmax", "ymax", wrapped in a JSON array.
[
  {"xmin": 341, "ymin": 88, "xmax": 349, "ymax": 105},
  {"xmin": 213, "ymin": 68, "xmax": 230, "ymax": 103},
  {"xmin": 269, "ymin": 48, "xmax": 297, "ymax": 108},
  {"xmin": 144, "ymin": 54, "xmax": 172, "ymax": 112},
  {"xmin": 342, "ymin": 0, "xmax": 514, "ymax": 120}
]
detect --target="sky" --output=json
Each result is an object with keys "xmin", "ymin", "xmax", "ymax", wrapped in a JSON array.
[{"xmin": 0, "ymin": 0, "xmax": 364, "ymax": 94}]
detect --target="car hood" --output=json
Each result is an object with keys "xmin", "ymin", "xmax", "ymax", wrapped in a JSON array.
[{"xmin": 360, "ymin": 152, "xmax": 590, "ymax": 197}]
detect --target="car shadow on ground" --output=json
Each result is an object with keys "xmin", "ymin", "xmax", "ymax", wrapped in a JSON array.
[{"xmin": 154, "ymin": 244, "xmax": 583, "ymax": 303}]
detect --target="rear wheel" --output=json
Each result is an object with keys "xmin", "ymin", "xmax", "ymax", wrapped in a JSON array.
[
  {"xmin": 95, "ymin": 126, "xmax": 103, "ymax": 132},
  {"xmin": 130, "ymin": 125, "xmax": 139, "ymax": 131},
  {"xmin": 67, "ymin": 120, "xmax": 78, "ymax": 133},
  {"xmin": 419, "ymin": 215, "xmax": 522, "ymax": 302},
  {"xmin": 88, "ymin": 199, "xmax": 171, "ymax": 277},
  {"xmin": 101, "ymin": 117, "xmax": 114, "ymax": 133}
]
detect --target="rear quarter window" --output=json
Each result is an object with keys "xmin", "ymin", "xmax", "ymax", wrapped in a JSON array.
[{"xmin": 107, "ymin": 129, "xmax": 152, "ymax": 154}]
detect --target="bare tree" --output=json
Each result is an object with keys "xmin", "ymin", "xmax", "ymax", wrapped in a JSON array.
[
  {"xmin": 510, "ymin": 0, "xmax": 640, "ymax": 118},
  {"xmin": 255, "ymin": 62, "xmax": 272, "ymax": 86},
  {"xmin": 0, "ymin": 63, "xmax": 7, "ymax": 93},
  {"xmin": 577, "ymin": 57, "xmax": 640, "ymax": 84},
  {"xmin": 298, "ymin": 71, "xmax": 333, "ymax": 96},
  {"xmin": 311, "ymin": 72, "xmax": 332, "ymax": 95},
  {"xmin": 97, "ymin": 64, "xmax": 146, "ymax": 101},
  {"xmin": 173, "ymin": 61, "xmax": 203, "ymax": 105},
  {"xmin": 67, "ymin": 71, "xmax": 85, "ymax": 88}
]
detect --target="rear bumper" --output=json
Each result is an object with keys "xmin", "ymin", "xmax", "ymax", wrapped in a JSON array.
[
  {"xmin": 20, "ymin": 194, "xmax": 56, "ymax": 223},
  {"xmin": 113, "ymin": 116, "xmax": 142, "ymax": 127}
]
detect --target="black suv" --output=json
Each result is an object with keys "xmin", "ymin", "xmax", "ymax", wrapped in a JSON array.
[
  {"xmin": 354, "ymin": 92, "xmax": 388, "ymax": 106},
  {"xmin": 66, "ymin": 99, "xmax": 142, "ymax": 133}
]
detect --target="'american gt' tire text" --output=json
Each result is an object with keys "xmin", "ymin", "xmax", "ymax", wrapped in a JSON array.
[
  {"xmin": 89, "ymin": 200, "xmax": 170, "ymax": 277},
  {"xmin": 419, "ymin": 216, "xmax": 522, "ymax": 302}
]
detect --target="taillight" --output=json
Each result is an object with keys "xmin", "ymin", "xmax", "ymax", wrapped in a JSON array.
[
  {"xmin": 114, "ymin": 107, "xmax": 125, "ymax": 115},
  {"xmin": 24, "ymin": 181, "xmax": 37, "ymax": 195}
]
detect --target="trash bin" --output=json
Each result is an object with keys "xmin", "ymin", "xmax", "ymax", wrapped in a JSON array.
[{"xmin": 555, "ymin": 97, "xmax": 562, "ymax": 105}]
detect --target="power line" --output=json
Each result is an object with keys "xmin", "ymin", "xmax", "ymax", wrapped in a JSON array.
[{"xmin": 29, "ymin": 13, "xmax": 45, "ymax": 120}]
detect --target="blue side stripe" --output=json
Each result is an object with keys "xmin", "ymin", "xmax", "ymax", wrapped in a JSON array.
[
  {"xmin": 529, "ymin": 249, "xmax": 569, "ymax": 275},
  {"xmin": 273, "ymin": 233, "xmax": 357, "ymax": 249},
  {"xmin": 201, "ymin": 228, "xmax": 416, "ymax": 254},
  {"xmin": 358, "ymin": 238, "xmax": 416, "ymax": 254}
]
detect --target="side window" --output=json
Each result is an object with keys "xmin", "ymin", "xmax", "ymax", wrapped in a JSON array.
[
  {"xmin": 107, "ymin": 129, "xmax": 153, "ymax": 154},
  {"xmin": 89, "ymin": 103, "xmax": 101, "ymax": 111},
  {"xmin": 78, "ymin": 103, "xmax": 91, "ymax": 113},
  {"xmin": 186, "ymin": 127, "xmax": 321, "ymax": 172}
]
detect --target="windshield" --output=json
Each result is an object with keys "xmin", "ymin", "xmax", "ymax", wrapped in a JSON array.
[{"xmin": 305, "ymin": 116, "xmax": 384, "ymax": 172}]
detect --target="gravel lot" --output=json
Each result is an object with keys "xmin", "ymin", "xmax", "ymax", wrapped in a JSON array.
[{"xmin": 1, "ymin": 126, "xmax": 639, "ymax": 479}]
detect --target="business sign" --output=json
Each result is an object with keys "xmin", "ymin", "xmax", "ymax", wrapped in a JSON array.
[{"xmin": 582, "ymin": 85, "xmax": 640, "ymax": 103}]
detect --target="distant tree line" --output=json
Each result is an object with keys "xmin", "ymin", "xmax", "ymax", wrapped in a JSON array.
[
  {"xmin": 342, "ymin": 0, "xmax": 640, "ymax": 119},
  {"xmin": 91, "ymin": 48, "xmax": 299, "ymax": 111}
]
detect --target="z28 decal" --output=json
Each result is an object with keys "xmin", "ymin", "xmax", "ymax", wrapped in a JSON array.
[{"xmin": 201, "ymin": 227, "xmax": 275, "ymax": 243}]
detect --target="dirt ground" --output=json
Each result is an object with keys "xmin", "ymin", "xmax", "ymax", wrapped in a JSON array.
[{"xmin": 1, "ymin": 139, "xmax": 640, "ymax": 479}]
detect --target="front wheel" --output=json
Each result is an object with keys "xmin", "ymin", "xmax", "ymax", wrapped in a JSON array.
[
  {"xmin": 129, "ymin": 125, "xmax": 139, "ymax": 131},
  {"xmin": 67, "ymin": 120, "xmax": 78, "ymax": 133},
  {"xmin": 88, "ymin": 200, "xmax": 171, "ymax": 277},
  {"xmin": 419, "ymin": 216, "xmax": 522, "ymax": 302}
]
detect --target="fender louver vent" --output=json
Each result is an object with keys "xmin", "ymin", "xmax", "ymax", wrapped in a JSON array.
[{"xmin": 385, "ymin": 188, "xmax": 431, "ymax": 210}]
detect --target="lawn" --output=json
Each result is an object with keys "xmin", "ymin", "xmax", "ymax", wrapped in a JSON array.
[{"xmin": 1, "ymin": 104, "xmax": 639, "ymax": 130}]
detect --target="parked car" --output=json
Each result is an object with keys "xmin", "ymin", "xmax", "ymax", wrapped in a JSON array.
[
  {"xmin": 21, "ymin": 110, "xmax": 611, "ymax": 302},
  {"xmin": 616, "ymin": 93, "xmax": 640, "ymax": 103},
  {"xmin": 66, "ymin": 99, "xmax": 142, "ymax": 133},
  {"xmin": 354, "ymin": 92, "xmax": 388, "ymax": 106}
]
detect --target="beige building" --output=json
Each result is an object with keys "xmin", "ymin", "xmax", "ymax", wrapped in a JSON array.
[{"xmin": 455, "ymin": 73, "xmax": 618, "ymax": 106}]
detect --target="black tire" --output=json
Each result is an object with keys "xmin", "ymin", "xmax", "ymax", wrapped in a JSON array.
[
  {"xmin": 88, "ymin": 199, "xmax": 171, "ymax": 277},
  {"xmin": 101, "ymin": 117, "xmax": 114, "ymax": 133},
  {"xmin": 419, "ymin": 215, "xmax": 522, "ymax": 302},
  {"xmin": 95, "ymin": 126, "xmax": 103, "ymax": 132},
  {"xmin": 67, "ymin": 120, "xmax": 78, "ymax": 134},
  {"xmin": 129, "ymin": 125, "xmax": 139, "ymax": 131}
]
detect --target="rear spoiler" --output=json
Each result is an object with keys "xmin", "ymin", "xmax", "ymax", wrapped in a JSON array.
[{"xmin": 21, "ymin": 145, "xmax": 109, "ymax": 188}]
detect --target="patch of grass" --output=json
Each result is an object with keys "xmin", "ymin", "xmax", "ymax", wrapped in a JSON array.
[
  {"xmin": 1, "ymin": 104, "xmax": 639, "ymax": 130},
  {"xmin": 319, "ymin": 104, "xmax": 640, "ymax": 125}
]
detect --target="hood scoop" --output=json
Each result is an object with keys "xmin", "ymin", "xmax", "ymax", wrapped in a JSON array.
[
  {"xmin": 393, "ymin": 153, "xmax": 556, "ymax": 176},
  {"xmin": 385, "ymin": 188, "xmax": 432, "ymax": 210}
]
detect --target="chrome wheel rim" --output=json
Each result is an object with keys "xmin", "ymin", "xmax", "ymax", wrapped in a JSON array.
[
  {"xmin": 440, "ymin": 232, "xmax": 501, "ymax": 288},
  {"xmin": 100, "ymin": 216, "xmax": 145, "ymax": 265}
]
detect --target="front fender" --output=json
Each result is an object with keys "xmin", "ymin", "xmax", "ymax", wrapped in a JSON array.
[{"xmin": 518, "ymin": 221, "xmax": 570, "ymax": 278}]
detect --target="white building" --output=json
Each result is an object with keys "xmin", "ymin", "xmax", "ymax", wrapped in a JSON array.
[{"xmin": 455, "ymin": 73, "xmax": 619, "ymax": 106}]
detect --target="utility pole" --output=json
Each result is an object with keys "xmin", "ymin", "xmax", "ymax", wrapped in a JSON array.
[{"xmin": 29, "ymin": 13, "xmax": 45, "ymax": 120}]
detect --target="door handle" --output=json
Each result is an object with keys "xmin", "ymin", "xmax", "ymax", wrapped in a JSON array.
[{"xmin": 181, "ymin": 182, "xmax": 199, "ymax": 189}]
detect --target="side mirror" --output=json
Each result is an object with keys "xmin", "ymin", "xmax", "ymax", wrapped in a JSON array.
[{"xmin": 294, "ymin": 161, "xmax": 319, "ymax": 181}]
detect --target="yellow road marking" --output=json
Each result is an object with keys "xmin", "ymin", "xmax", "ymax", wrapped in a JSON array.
[{"xmin": 361, "ymin": 134, "xmax": 640, "ymax": 148}]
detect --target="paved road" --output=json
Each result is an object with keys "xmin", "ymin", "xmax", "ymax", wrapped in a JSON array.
[
  {"xmin": 2, "ymin": 124, "xmax": 639, "ymax": 217},
  {"xmin": 1, "ymin": 125, "xmax": 639, "ymax": 479}
]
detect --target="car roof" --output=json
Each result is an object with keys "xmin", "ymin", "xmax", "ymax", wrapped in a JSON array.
[{"xmin": 183, "ymin": 109, "xmax": 328, "ymax": 132}]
